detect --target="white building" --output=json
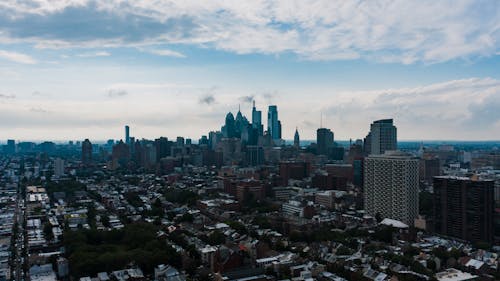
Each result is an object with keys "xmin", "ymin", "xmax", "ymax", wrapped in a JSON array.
[{"xmin": 364, "ymin": 151, "xmax": 419, "ymax": 225}]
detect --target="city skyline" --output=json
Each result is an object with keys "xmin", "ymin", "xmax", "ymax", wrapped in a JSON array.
[{"xmin": 0, "ymin": 1, "xmax": 499, "ymax": 140}]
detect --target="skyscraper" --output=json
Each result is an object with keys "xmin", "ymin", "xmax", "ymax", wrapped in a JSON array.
[
  {"xmin": 433, "ymin": 176, "xmax": 494, "ymax": 244},
  {"xmin": 222, "ymin": 112, "xmax": 236, "ymax": 138},
  {"xmin": 365, "ymin": 119, "xmax": 397, "ymax": 155},
  {"xmin": 294, "ymin": 128, "xmax": 300, "ymax": 148},
  {"xmin": 54, "ymin": 158, "xmax": 65, "ymax": 177},
  {"xmin": 5, "ymin": 139, "xmax": 15, "ymax": 154},
  {"xmin": 364, "ymin": 151, "xmax": 419, "ymax": 225},
  {"xmin": 125, "ymin": 125, "xmax": 130, "ymax": 144},
  {"xmin": 252, "ymin": 100, "xmax": 263, "ymax": 136},
  {"xmin": 316, "ymin": 128, "xmax": 334, "ymax": 156},
  {"xmin": 267, "ymin": 105, "xmax": 281, "ymax": 140},
  {"xmin": 82, "ymin": 139, "xmax": 92, "ymax": 165}
]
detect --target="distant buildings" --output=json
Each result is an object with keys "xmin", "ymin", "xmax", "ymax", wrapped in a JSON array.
[
  {"xmin": 433, "ymin": 175, "xmax": 494, "ymax": 244},
  {"xmin": 364, "ymin": 151, "xmax": 419, "ymax": 225},
  {"xmin": 364, "ymin": 119, "xmax": 397, "ymax": 155}
]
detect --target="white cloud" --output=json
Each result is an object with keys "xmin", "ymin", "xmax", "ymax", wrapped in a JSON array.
[
  {"xmin": 146, "ymin": 49, "xmax": 185, "ymax": 58},
  {"xmin": 0, "ymin": 49, "xmax": 36, "ymax": 64},
  {"xmin": 76, "ymin": 51, "xmax": 111, "ymax": 57},
  {"xmin": 0, "ymin": 0, "xmax": 497, "ymax": 63}
]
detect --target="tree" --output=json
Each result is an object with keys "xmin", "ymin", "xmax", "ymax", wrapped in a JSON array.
[
  {"xmin": 43, "ymin": 222, "xmax": 54, "ymax": 241},
  {"xmin": 101, "ymin": 215, "xmax": 110, "ymax": 228},
  {"xmin": 427, "ymin": 259, "xmax": 436, "ymax": 271},
  {"xmin": 226, "ymin": 220, "xmax": 247, "ymax": 235},
  {"xmin": 207, "ymin": 230, "xmax": 226, "ymax": 246},
  {"xmin": 336, "ymin": 245, "xmax": 353, "ymax": 256}
]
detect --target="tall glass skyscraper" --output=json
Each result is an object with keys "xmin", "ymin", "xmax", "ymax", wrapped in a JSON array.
[
  {"xmin": 267, "ymin": 105, "xmax": 281, "ymax": 140},
  {"xmin": 125, "ymin": 125, "xmax": 130, "ymax": 144},
  {"xmin": 252, "ymin": 100, "xmax": 263, "ymax": 136}
]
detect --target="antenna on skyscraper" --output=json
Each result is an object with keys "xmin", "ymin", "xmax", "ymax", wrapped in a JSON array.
[{"xmin": 320, "ymin": 112, "xmax": 323, "ymax": 128}]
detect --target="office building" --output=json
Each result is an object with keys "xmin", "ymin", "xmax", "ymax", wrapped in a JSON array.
[
  {"xmin": 433, "ymin": 176, "xmax": 494, "ymax": 244},
  {"xmin": 222, "ymin": 112, "xmax": 236, "ymax": 138},
  {"xmin": 245, "ymin": 145, "xmax": 264, "ymax": 166},
  {"xmin": 364, "ymin": 151, "xmax": 419, "ymax": 225},
  {"xmin": 267, "ymin": 105, "xmax": 281, "ymax": 140},
  {"xmin": 81, "ymin": 139, "xmax": 92, "ymax": 165},
  {"xmin": 316, "ymin": 128, "xmax": 334, "ymax": 156},
  {"xmin": 125, "ymin": 125, "xmax": 130, "ymax": 144},
  {"xmin": 252, "ymin": 100, "xmax": 263, "ymax": 136},
  {"xmin": 280, "ymin": 161, "xmax": 311, "ymax": 186},
  {"xmin": 5, "ymin": 139, "xmax": 15, "ymax": 154},
  {"xmin": 364, "ymin": 119, "xmax": 397, "ymax": 155}
]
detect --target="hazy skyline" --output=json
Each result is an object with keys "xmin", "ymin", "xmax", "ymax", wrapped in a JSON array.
[{"xmin": 0, "ymin": 0, "xmax": 499, "ymax": 141}]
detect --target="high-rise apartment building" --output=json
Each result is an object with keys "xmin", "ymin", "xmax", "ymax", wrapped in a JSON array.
[
  {"xmin": 267, "ymin": 105, "xmax": 281, "ymax": 140},
  {"xmin": 54, "ymin": 158, "xmax": 65, "ymax": 177},
  {"xmin": 433, "ymin": 176, "xmax": 494, "ymax": 244},
  {"xmin": 364, "ymin": 151, "xmax": 419, "ymax": 225},
  {"xmin": 316, "ymin": 128, "xmax": 334, "ymax": 156},
  {"xmin": 364, "ymin": 119, "xmax": 397, "ymax": 155}
]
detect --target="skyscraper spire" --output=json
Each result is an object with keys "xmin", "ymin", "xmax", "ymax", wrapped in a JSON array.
[{"xmin": 294, "ymin": 127, "xmax": 300, "ymax": 148}]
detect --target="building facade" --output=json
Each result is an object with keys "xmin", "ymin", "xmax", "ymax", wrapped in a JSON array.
[
  {"xmin": 433, "ymin": 176, "xmax": 494, "ymax": 244},
  {"xmin": 267, "ymin": 105, "xmax": 281, "ymax": 140},
  {"xmin": 364, "ymin": 151, "xmax": 419, "ymax": 225},
  {"xmin": 316, "ymin": 128, "xmax": 334, "ymax": 156},
  {"xmin": 365, "ymin": 119, "xmax": 397, "ymax": 155}
]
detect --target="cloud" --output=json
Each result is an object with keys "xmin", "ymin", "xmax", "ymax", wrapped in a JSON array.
[
  {"xmin": 0, "ymin": 49, "xmax": 36, "ymax": 64},
  {"xmin": 147, "ymin": 49, "xmax": 185, "ymax": 58},
  {"xmin": 106, "ymin": 89, "xmax": 128, "ymax": 98},
  {"xmin": 32, "ymin": 91, "xmax": 51, "ymax": 97},
  {"xmin": 0, "ymin": 93, "xmax": 16, "ymax": 99},
  {"xmin": 76, "ymin": 51, "xmax": 110, "ymax": 57},
  {"xmin": 29, "ymin": 107, "xmax": 50, "ymax": 113},
  {"xmin": 199, "ymin": 94, "xmax": 215, "ymax": 105},
  {"xmin": 0, "ymin": 1, "xmax": 497, "ymax": 63},
  {"xmin": 262, "ymin": 91, "xmax": 279, "ymax": 104},
  {"xmin": 317, "ymin": 77, "xmax": 500, "ymax": 139},
  {"xmin": 0, "ymin": 77, "xmax": 498, "ymax": 140},
  {"xmin": 238, "ymin": 95, "xmax": 254, "ymax": 104}
]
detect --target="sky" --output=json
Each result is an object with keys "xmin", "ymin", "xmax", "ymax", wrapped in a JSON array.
[{"xmin": 0, "ymin": 0, "xmax": 499, "ymax": 142}]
